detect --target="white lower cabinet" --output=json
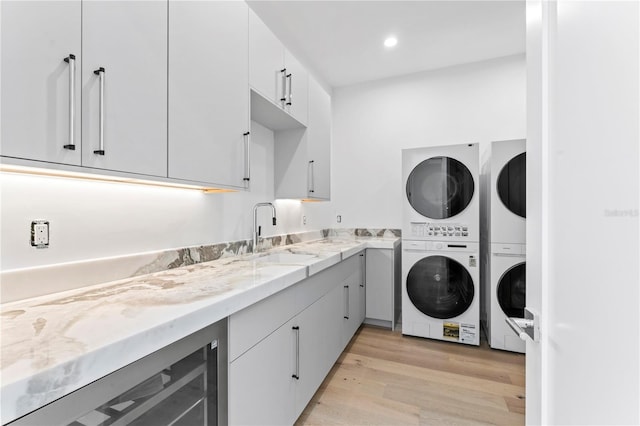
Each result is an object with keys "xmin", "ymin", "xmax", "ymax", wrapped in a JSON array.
[
  {"xmin": 228, "ymin": 318, "xmax": 296, "ymax": 425},
  {"xmin": 364, "ymin": 246, "xmax": 400, "ymax": 330},
  {"xmin": 228, "ymin": 252, "xmax": 365, "ymax": 425},
  {"xmin": 341, "ymin": 253, "xmax": 365, "ymax": 349}
]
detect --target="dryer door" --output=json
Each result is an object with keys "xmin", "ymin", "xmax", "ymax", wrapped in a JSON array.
[
  {"xmin": 406, "ymin": 255, "xmax": 474, "ymax": 319},
  {"xmin": 497, "ymin": 152, "xmax": 526, "ymax": 218},
  {"xmin": 406, "ymin": 156, "xmax": 474, "ymax": 219},
  {"xmin": 497, "ymin": 262, "xmax": 526, "ymax": 318}
]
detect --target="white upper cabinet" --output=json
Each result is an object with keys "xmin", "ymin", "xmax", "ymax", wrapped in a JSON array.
[
  {"xmin": 275, "ymin": 76, "xmax": 331, "ymax": 200},
  {"xmin": 1, "ymin": 1, "xmax": 82, "ymax": 166},
  {"xmin": 81, "ymin": 1, "xmax": 167, "ymax": 177},
  {"xmin": 248, "ymin": 9, "xmax": 308, "ymax": 126},
  {"xmin": 306, "ymin": 76, "xmax": 331, "ymax": 200},
  {"xmin": 168, "ymin": 1, "xmax": 249, "ymax": 188},
  {"xmin": 248, "ymin": 8, "xmax": 284, "ymax": 106},
  {"xmin": 283, "ymin": 49, "xmax": 309, "ymax": 125}
]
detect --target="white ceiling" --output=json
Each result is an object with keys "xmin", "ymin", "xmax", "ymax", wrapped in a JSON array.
[{"xmin": 247, "ymin": 0, "xmax": 526, "ymax": 88}]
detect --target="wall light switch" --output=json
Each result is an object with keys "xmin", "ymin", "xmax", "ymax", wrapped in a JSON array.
[
  {"xmin": 336, "ymin": 215, "xmax": 342, "ymax": 223},
  {"xmin": 31, "ymin": 220, "xmax": 49, "ymax": 248}
]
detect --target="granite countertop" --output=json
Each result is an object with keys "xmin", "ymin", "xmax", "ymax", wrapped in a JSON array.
[{"xmin": 0, "ymin": 236, "xmax": 399, "ymax": 424}]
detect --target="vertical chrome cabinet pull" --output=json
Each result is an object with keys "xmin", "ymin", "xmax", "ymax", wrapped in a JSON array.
[
  {"xmin": 308, "ymin": 160, "xmax": 315, "ymax": 194},
  {"xmin": 63, "ymin": 54, "xmax": 76, "ymax": 150},
  {"xmin": 280, "ymin": 68, "xmax": 287, "ymax": 106},
  {"xmin": 286, "ymin": 73, "xmax": 292, "ymax": 106},
  {"xmin": 243, "ymin": 132, "xmax": 251, "ymax": 184},
  {"xmin": 93, "ymin": 67, "xmax": 106, "ymax": 155},
  {"xmin": 359, "ymin": 253, "xmax": 365, "ymax": 287},
  {"xmin": 292, "ymin": 326, "xmax": 300, "ymax": 380},
  {"xmin": 344, "ymin": 285, "xmax": 350, "ymax": 319}
]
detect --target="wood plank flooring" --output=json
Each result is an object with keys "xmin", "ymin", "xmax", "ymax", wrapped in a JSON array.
[{"xmin": 296, "ymin": 325, "xmax": 525, "ymax": 425}]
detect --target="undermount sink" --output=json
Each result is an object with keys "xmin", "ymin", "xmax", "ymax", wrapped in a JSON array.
[{"xmin": 255, "ymin": 252, "xmax": 317, "ymax": 264}]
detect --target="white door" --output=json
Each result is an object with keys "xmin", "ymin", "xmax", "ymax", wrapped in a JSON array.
[
  {"xmin": 82, "ymin": 1, "xmax": 167, "ymax": 177},
  {"xmin": 1, "ymin": 1, "xmax": 82, "ymax": 165},
  {"xmin": 526, "ymin": 0, "xmax": 639, "ymax": 423},
  {"xmin": 168, "ymin": 1, "xmax": 249, "ymax": 188}
]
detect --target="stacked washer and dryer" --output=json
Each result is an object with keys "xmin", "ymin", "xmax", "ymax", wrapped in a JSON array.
[
  {"xmin": 480, "ymin": 139, "xmax": 527, "ymax": 353},
  {"xmin": 401, "ymin": 143, "xmax": 480, "ymax": 346}
]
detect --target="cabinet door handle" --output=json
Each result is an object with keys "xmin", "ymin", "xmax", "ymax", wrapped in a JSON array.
[
  {"xmin": 344, "ymin": 285, "xmax": 350, "ymax": 319},
  {"xmin": 280, "ymin": 68, "xmax": 287, "ymax": 106},
  {"xmin": 360, "ymin": 253, "xmax": 365, "ymax": 287},
  {"xmin": 308, "ymin": 160, "xmax": 315, "ymax": 195},
  {"xmin": 63, "ymin": 54, "xmax": 76, "ymax": 150},
  {"xmin": 292, "ymin": 326, "xmax": 300, "ymax": 380},
  {"xmin": 286, "ymin": 73, "xmax": 292, "ymax": 106},
  {"xmin": 243, "ymin": 132, "xmax": 251, "ymax": 185},
  {"xmin": 93, "ymin": 67, "xmax": 106, "ymax": 155}
]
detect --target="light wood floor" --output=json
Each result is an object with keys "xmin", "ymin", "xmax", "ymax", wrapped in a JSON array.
[{"xmin": 296, "ymin": 325, "xmax": 525, "ymax": 425}]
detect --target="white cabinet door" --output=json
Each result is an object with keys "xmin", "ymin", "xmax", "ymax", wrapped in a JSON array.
[
  {"xmin": 365, "ymin": 249, "xmax": 394, "ymax": 322},
  {"xmin": 324, "ymin": 282, "xmax": 347, "ymax": 367},
  {"xmin": 357, "ymin": 252, "xmax": 367, "ymax": 325},
  {"xmin": 168, "ymin": 1, "xmax": 249, "ymax": 188},
  {"xmin": 81, "ymin": 1, "xmax": 167, "ymax": 177},
  {"xmin": 341, "ymin": 254, "xmax": 364, "ymax": 349},
  {"xmin": 274, "ymin": 75, "xmax": 331, "ymax": 200},
  {"xmin": 306, "ymin": 76, "xmax": 331, "ymax": 200},
  {"xmin": 228, "ymin": 318, "xmax": 296, "ymax": 426},
  {"xmin": 248, "ymin": 8, "xmax": 284, "ymax": 106},
  {"xmin": 283, "ymin": 49, "xmax": 308, "ymax": 126},
  {"xmin": 293, "ymin": 292, "xmax": 331, "ymax": 418},
  {"xmin": 1, "ymin": 1, "xmax": 81, "ymax": 165}
]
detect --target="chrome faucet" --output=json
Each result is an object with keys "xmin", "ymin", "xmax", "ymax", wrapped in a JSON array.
[{"xmin": 252, "ymin": 202, "xmax": 277, "ymax": 253}]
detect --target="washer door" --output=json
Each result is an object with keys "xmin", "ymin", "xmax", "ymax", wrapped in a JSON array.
[
  {"xmin": 497, "ymin": 152, "xmax": 526, "ymax": 218},
  {"xmin": 497, "ymin": 262, "xmax": 526, "ymax": 318},
  {"xmin": 406, "ymin": 255, "xmax": 475, "ymax": 319},
  {"xmin": 406, "ymin": 156, "xmax": 474, "ymax": 219}
]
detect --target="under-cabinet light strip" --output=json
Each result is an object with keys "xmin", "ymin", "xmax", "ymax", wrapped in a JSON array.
[{"xmin": 0, "ymin": 164, "xmax": 237, "ymax": 193}]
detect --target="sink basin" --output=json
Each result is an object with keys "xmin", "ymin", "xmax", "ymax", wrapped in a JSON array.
[{"xmin": 255, "ymin": 252, "xmax": 317, "ymax": 264}]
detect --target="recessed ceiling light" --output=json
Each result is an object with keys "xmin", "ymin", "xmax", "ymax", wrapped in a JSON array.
[{"xmin": 384, "ymin": 36, "xmax": 398, "ymax": 48}]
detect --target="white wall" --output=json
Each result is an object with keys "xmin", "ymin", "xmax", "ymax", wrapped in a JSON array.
[
  {"xmin": 0, "ymin": 121, "xmax": 332, "ymax": 271},
  {"xmin": 331, "ymin": 54, "xmax": 526, "ymax": 229}
]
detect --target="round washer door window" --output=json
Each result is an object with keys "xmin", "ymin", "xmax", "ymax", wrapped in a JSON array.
[
  {"xmin": 406, "ymin": 156, "xmax": 474, "ymax": 219},
  {"xmin": 406, "ymin": 255, "xmax": 474, "ymax": 319},
  {"xmin": 497, "ymin": 152, "xmax": 526, "ymax": 218},
  {"xmin": 497, "ymin": 263, "xmax": 526, "ymax": 318}
]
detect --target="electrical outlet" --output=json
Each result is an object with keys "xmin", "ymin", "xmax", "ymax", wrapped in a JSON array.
[
  {"xmin": 302, "ymin": 215, "xmax": 307, "ymax": 225},
  {"xmin": 336, "ymin": 215, "xmax": 342, "ymax": 223},
  {"xmin": 31, "ymin": 220, "xmax": 49, "ymax": 248}
]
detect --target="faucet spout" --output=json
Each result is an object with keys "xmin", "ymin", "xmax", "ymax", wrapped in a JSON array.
[{"xmin": 252, "ymin": 202, "xmax": 277, "ymax": 253}]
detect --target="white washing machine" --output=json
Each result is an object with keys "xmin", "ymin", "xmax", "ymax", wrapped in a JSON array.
[
  {"xmin": 402, "ymin": 240, "xmax": 480, "ymax": 345},
  {"xmin": 480, "ymin": 139, "xmax": 526, "ymax": 353},
  {"xmin": 488, "ymin": 243, "xmax": 526, "ymax": 352},
  {"xmin": 402, "ymin": 143, "xmax": 479, "ymax": 243}
]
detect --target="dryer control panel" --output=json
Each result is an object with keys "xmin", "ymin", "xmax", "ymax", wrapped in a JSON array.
[{"xmin": 410, "ymin": 222, "xmax": 470, "ymax": 238}]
